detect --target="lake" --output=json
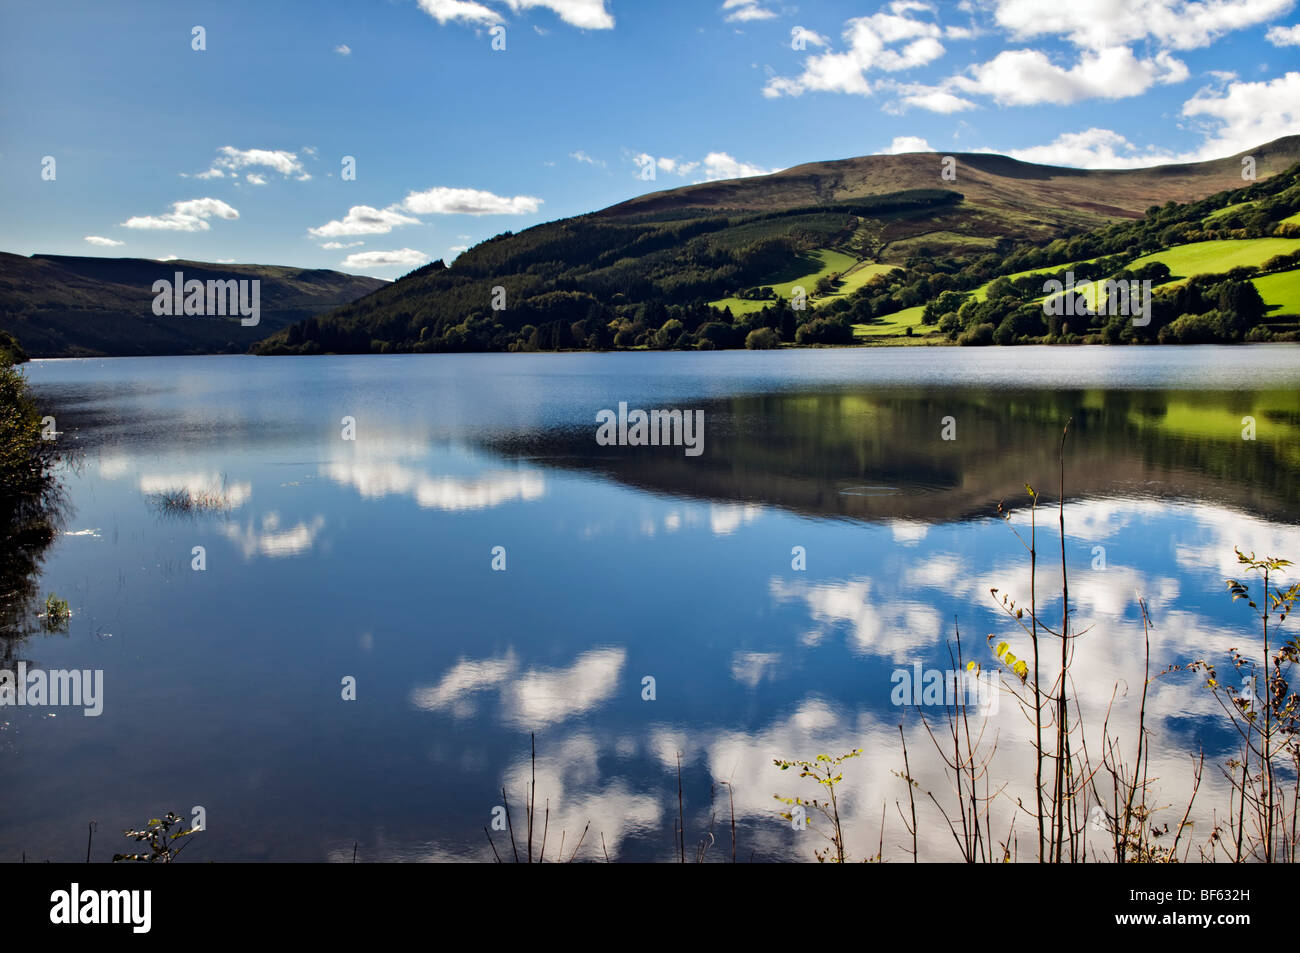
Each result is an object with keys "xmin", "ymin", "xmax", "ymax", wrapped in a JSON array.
[{"xmin": 6, "ymin": 346, "xmax": 1300, "ymax": 862}]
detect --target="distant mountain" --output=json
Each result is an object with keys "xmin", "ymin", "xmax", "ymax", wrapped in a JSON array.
[
  {"xmin": 0, "ymin": 255, "xmax": 387, "ymax": 357},
  {"xmin": 252, "ymin": 135, "xmax": 1300, "ymax": 356},
  {"xmin": 602, "ymin": 136, "xmax": 1300, "ymax": 254}
]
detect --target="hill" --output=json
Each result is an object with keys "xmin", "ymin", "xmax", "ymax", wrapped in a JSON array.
[
  {"xmin": 602, "ymin": 136, "xmax": 1300, "ymax": 256},
  {"xmin": 252, "ymin": 136, "xmax": 1300, "ymax": 355},
  {"xmin": 0, "ymin": 255, "xmax": 387, "ymax": 357}
]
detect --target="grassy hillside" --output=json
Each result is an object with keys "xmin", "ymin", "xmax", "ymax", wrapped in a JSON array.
[
  {"xmin": 855, "ymin": 305, "xmax": 933, "ymax": 339},
  {"xmin": 1252, "ymin": 270, "xmax": 1300, "ymax": 316},
  {"xmin": 707, "ymin": 249, "xmax": 898, "ymax": 315},
  {"xmin": 1131, "ymin": 238, "xmax": 1300, "ymax": 276},
  {"xmin": 254, "ymin": 135, "xmax": 1300, "ymax": 355},
  {"xmin": 860, "ymin": 162, "xmax": 1300, "ymax": 345},
  {"xmin": 0, "ymin": 254, "xmax": 387, "ymax": 357},
  {"xmin": 603, "ymin": 135, "xmax": 1300, "ymax": 253}
]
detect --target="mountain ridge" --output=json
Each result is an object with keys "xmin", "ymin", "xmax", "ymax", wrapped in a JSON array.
[
  {"xmin": 598, "ymin": 136, "xmax": 1300, "ymax": 250},
  {"xmin": 0, "ymin": 254, "xmax": 387, "ymax": 358}
]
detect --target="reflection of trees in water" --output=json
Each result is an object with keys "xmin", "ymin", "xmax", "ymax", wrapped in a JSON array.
[
  {"xmin": 490, "ymin": 387, "xmax": 1300, "ymax": 526},
  {"xmin": 0, "ymin": 451, "xmax": 69, "ymax": 664}
]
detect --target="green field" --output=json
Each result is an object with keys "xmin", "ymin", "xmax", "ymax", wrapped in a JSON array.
[
  {"xmin": 1132, "ymin": 238, "xmax": 1300, "ymax": 277},
  {"xmin": 1205, "ymin": 201, "xmax": 1254, "ymax": 221},
  {"xmin": 970, "ymin": 258, "xmax": 1104, "ymax": 302},
  {"xmin": 709, "ymin": 248, "xmax": 897, "ymax": 314},
  {"xmin": 819, "ymin": 261, "xmax": 899, "ymax": 303},
  {"xmin": 969, "ymin": 240, "xmax": 1298, "ymax": 307},
  {"xmin": 1253, "ymin": 269, "xmax": 1300, "ymax": 316},
  {"xmin": 853, "ymin": 305, "xmax": 936, "ymax": 338},
  {"xmin": 709, "ymin": 235, "xmax": 1298, "ymax": 334},
  {"xmin": 709, "ymin": 296, "xmax": 775, "ymax": 316}
]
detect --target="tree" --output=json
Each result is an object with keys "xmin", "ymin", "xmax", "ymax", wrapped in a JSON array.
[
  {"xmin": 745, "ymin": 327, "xmax": 780, "ymax": 349},
  {"xmin": 654, "ymin": 318, "xmax": 684, "ymax": 349},
  {"xmin": 957, "ymin": 322, "xmax": 995, "ymax": 346},
  {"xmin": 698, "ymin": 322, "xmax": 737, "ymax": 349},
  {"xmin": 1216, "ymin": 280, "xmax": 1267, "ymax": 326},
  {"xmin": 985, "ymin": 276, "xmax": 1017, "ymax": 301},
  {"xmin": 778, "ymin": 300, "xmax": 798, "ymax": 342},
  {"xmin": 1158, "ymin": 312, "xmax": 1219, "ymax": 344},
  {"xmin": 924, "ymin": 290, "xmax": 969, "ymax": 326},
  {"xmin": 993, "ymin": 305, "xmax": 1046, "ymax": 345}
]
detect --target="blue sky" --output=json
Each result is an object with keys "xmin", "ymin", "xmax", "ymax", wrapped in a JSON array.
[{"xmin": 2, "ymin": 0, "xmax": 1298, "ymax": 277}]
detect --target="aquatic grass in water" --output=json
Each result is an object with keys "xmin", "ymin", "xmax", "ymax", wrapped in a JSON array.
[{"xmin": 146, "ymin": 487, "xmax": 236, "ymax": 516}]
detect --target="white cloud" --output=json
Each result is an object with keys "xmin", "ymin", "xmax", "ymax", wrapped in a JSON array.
[
  {"xmin": 700, "ymin": 152, "xmax": 773, "ymax": 180},
  {"xmin": 764, "ymin": 0, "xmax": 1288, "ymax": 110},
  {"xmin": 988, "ymin": 0, "xmax": 1294, "ymax": 52},
  {"xmin": 121, "ymin": 197, "xmax": 239, "ymax": 232},
  {"xmin": 505, "ymin": 0, "xmax": 614, "ymax": 29},
  {"xmin": 952, "ymin": 46, "xmax": 1188, "ymax": 105},
  {"xmin": 400, "ymin": 186, "xmax": 543, "ymax": 215},
  {"xmin": 341, "ymin": 248, "xmax": 430, "ymax": 269},
  {"xmin": 995, "ymin": 128, "xmax": 1181, "ymax": 168},
  {"xmin": 1267, "ymin": 23, "xmax": 1300, "ymax": 44},
  {"xmin": 982, "ymin": 72, "xmax": 1300, "ymax": 168},
  {"xmin": 764, "ymin": 7, "xmax": 948, "ymax": 98},
  {"xmin": 416, "ymin": 0, "xmax": 502, "ymax": 25},
  {"xmin": 1182, "ymin": 70, "xmax": 1300, "ymax": 158},
  {"xmin": 416, "ymin": 0, "xmax": 614, "ymax": 29},
  {"xmin": 83, "ymin": 235, "xmax": 124, "ymax": 247},
  {"xmin": 885, "ymin": 80, "xmax": 977, "ymax": 113},
  {"xmin": 882, "ymin": 135, "xmax": 935, "ymax": 153},
  {"xmin": 334, "ymin": 43, "xmax": 352, "ymax": 55},
  {"xmin": 245, "ymin": 173, "xmax": 267, "ymax": 186},
  {"xmin": 792, "ymin": 26, "xmax": 829, "ymax": 46},
  {"xmin": 642, "ymin": 152, "xmax": 774, "ymax": 183},
  {"xmin": 724, "ymin": 0, "xmax": 777, "ymax": 22},
  {"xmin": 192, "ymin": 145, "xmax": 309, "ymax": 182},
  {"xmin": 570, "ymin": 149, "xmax": 605, "ymax": 166},
  {"xmin": 311, "ymin": 186, "xmax": 542, "ymax": 244},
  {"xmin": 649, "ymin": 155, "xmax": 696, "ymax": 176},
  {"xmin": 308, "ymin": 204, "xmax": 420, "ymax": 238},
  {"xmin": 320, "ymin": 240, "xmax": 364, "ymax": 249}
]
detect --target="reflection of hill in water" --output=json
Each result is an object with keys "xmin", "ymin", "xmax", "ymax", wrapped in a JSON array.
[{"xmin": 489, "ymin": 388, "xmax": 1300, "ymax": 526}]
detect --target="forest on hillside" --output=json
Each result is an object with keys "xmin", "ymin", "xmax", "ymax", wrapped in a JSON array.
[{"xmin": 256, "ymin": 164, "xmax": 1300, "ymax": 356}]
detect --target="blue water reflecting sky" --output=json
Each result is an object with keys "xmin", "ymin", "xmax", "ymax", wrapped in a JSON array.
[{"xmin": 5, "ymin": 348, "xmax": 1298, "ymax": 861}]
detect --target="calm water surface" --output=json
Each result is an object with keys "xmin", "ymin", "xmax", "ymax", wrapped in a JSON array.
[{"xmin": 6, "ymin": 346, "xmax": 1300, "ymax": 861}]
